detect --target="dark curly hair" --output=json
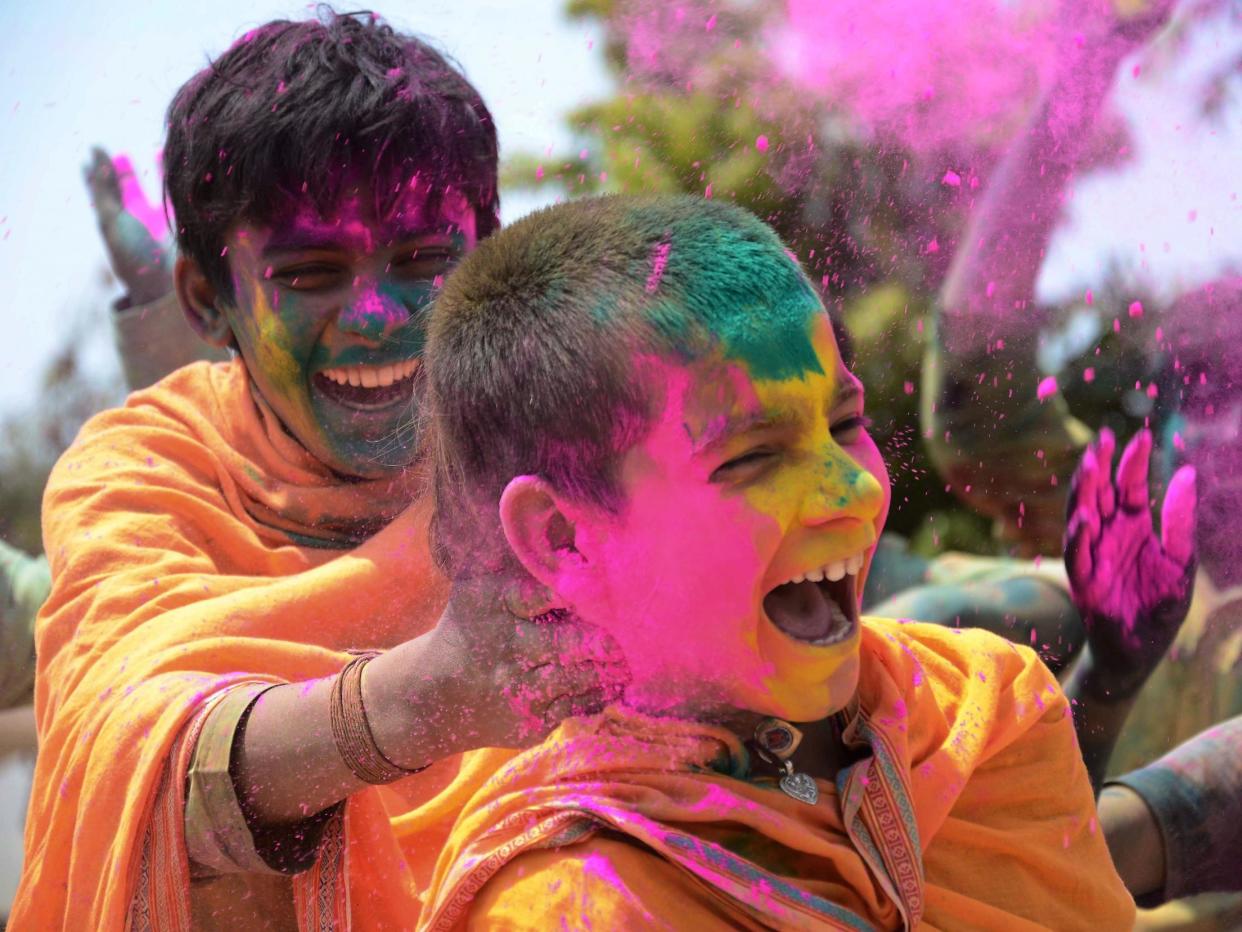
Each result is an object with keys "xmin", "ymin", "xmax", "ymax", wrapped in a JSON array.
[{"xmin": 163, "ymin": 7, "xmax": 499, "ymax": 302}]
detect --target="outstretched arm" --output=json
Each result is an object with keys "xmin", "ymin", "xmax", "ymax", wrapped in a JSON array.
[
  {"xmin": 925, "ymin": 1, "xmax": 1175, "ymax": 552},
  {"xmin": 1062, "ymin": 428, "xmax": 1196, "ymax": 793}
]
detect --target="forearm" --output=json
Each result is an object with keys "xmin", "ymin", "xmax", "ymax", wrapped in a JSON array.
[
  {"xmin": 1108, "ymin": 716, "xmax": 1242, "ymax": 902},
  {"xmin": 1064, "ymin": 647, "xmax": 1144, "ymax": 794},
  {"xmin": 1098, "ymin": 784, "xmax": 1165, "ymax": 898},
  {"xmin": 232, "ymin": 631, "xmax": 464, "ymax": 826},
  {"xmin": 938, "ymin": 45, "xmax": 1124, "ymax": 353}
]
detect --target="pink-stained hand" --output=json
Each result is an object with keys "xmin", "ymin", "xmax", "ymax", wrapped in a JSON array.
[
  {"xmin": 83, "ymin": 147, "xmax": 172, "ymax": 305},
  {"xmin": 1065, "ymin": 427, "xmax": 1197, "ymax": 693}
]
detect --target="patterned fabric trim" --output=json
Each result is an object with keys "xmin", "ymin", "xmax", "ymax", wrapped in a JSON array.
[
  {"xmin": 429, "ymin": 809, "xmax": 595, "ymax": 931},
  {"xmin": 423, "ymin": 802, "xmax": 878, "ymax": 932},
  {"xmin": 836, "ymin": 711, "xmax": 925, "ymax": 929},
  {"xmin": 292, "ymin": 806, "xmax": 348, "ymax": 932},
  {"xmin": 126, "ymin": 704, "xmax": 213, "ymax": 932}
]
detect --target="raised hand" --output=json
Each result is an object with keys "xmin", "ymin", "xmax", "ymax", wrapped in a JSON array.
[
  {"xmin": 83, "ymin": 147, "xmax": 172, "ymax": 305},
  {"xmin": 1064, "ymin": 427, "xmax": 1196, "ymax": 697},
  {"xmin": 402, "ymin": 573, "xmax": 631, "ymax": 754}
]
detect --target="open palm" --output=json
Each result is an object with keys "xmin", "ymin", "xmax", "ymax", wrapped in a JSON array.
[{"xmin": 1064, "ymin": 428, "xmax": 1196, "ymax": 687}]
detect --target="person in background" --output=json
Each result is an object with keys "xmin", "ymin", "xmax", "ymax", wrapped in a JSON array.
[{"xmin": 11, "ymin": 13, "xmax": 625, "ymax": 929}]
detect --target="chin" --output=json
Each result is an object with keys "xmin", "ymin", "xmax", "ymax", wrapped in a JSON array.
[{"xmin": 756, "ymin": 650, "xmax": 862, "ymax": 724}]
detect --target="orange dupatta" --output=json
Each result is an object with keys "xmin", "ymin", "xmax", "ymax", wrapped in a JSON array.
[
  {"xmin": 11, "ymin": 359, "xmax": 448, "ymax": 930},
  {"xmin": 417, "ymin": 620, "xmax": 1135, "ymax": 931}
]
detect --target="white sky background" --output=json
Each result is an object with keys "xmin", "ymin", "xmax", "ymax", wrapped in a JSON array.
[
  {"xmin": 0, "ymin": 0, "xmax": 611, "ymax": 413},
  {"xmin": 0, "ymin": 1, "xmax": 1239, "ymax": 416}
]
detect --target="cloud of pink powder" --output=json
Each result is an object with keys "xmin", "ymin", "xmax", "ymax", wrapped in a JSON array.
[{"xmin": 768, "ymin": 0, "xmax": 1092, "ymax": 152}]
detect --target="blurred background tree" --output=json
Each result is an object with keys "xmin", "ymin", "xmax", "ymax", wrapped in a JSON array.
[
  {"xmin": 0, "ymin": 304, "xmax": 124, "ymax": 556},
  {"xmin": 503, "ymin": 0, "xmax": 1228, "ymax": 555}
]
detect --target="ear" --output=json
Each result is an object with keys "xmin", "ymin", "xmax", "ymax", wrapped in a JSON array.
[
  {"xmin": 174, "ymin": 256, "xmax": 234, "ymax": 348},
  {"xmin": 498, "ymin": 475, "xmax": 589, "ymax": 592}
]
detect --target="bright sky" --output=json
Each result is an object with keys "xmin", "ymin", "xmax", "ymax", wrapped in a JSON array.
[
  {"xmin": 0, "ymin": 0, "xmax": 610, "ymax": 412},
  {"xmin": 0, "ymin": 1, "xmax": 1238, "ymax": 415}
]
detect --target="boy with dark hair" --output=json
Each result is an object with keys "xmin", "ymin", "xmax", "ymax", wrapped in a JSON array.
[
  {"xmin": 13, "ymin": 11, "xmax": 624, "ymax": 929},
  {"xmin": 416, "ymin": 195, "xmax": 1136, "ymax": 929}
]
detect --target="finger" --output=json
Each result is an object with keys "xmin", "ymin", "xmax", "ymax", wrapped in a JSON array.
[
  {"xmin": 530, "ymin": 658, "xmax": 629, "ymax": 700},
  {"xmin": 1160, "ymin": 465, "xmax": 1197, "ymax": 566},
  {"xmin": 543, "ymin": 687, "xmax": 612, "ymax": 727},
  {"xmin": 1096, "ymin": 428, "xmax": 1117, "ymax": 517},
  {"xmin": 1069, "ymin": 445, "xmax": 1100, "ymax": 524},
  {"xmin": 1115, "ymin": 429, "xmax": 1153, "ymax": 512},
  {"xmin": 514, "ymin": 616, "xmax": 624, "ymax": 666},
  {"xmin": 1065, "ymin": 516, "xmax": 1097, "ymax": 588}
]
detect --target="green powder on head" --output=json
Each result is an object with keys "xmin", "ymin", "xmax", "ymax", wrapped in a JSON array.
[{"xmin": 640, "ymin": 226, "xmax": 825, "ymax": 383}]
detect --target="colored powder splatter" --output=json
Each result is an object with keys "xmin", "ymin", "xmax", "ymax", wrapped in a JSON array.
[
  {"xmin": 113, "ymin": 153, "xmax": 167, "ymax": 241},
  {"xmin": 755, "ymin": 134, "xmax": 770, "ymax": 153},
  {"xmin": 1128, "ymin": 300, "xmax": 1144, "ymax": 318},
  {"xmin": 770, "ymin": 0, "xmax": 1074, "ymax": 153},
  {"xmin": 1036, "ymin": 375, "xmax": 1058, "ymax": 402}
]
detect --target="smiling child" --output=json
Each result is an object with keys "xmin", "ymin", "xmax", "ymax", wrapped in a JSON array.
[{"xmin": 416, "ymin": 195, "xmax": 1134, "ymax": 930}]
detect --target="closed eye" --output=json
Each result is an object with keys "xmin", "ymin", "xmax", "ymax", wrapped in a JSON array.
[
  {"xmin": 831, "ymin": 415, "xmax": 873, "ymax": 444},
  {"xmin": 273, "ymin": 263, "xmax": 345, "ymax": 292},
  {"xmin": 710, "ymin": 447, "xmax": 778, "ymax": 482},
  {"xmin": 390, "ymin": 247, "xmax": 460, "ymax": 280}
]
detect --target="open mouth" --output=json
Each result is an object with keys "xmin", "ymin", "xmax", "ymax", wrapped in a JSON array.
[
  {"xmin": 312, "ymin": 359, "xmax": 419, "ymax": 411},
  {"xmin": 762, "ymin": 552, "xmax": 865, "ymax": 646}
]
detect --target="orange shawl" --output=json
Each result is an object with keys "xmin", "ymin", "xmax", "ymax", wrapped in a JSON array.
[
  {"xmin": 418, "ymin": 620, "xmax": 1135, "ymax": 931},
  {"xmin": 11, "ymin": 359, "xmax": 449, "ymax": 930}
]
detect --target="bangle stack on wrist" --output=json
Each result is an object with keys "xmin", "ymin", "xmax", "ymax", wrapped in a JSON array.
[{"xmin": 330, "ymin": 652, "xmax": 426, "ymax": 785}]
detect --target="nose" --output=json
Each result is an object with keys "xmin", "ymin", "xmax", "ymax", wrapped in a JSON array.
[
  {"xmin": 336, "ymin": 280, "xmax": 412, "ymax": 343},
  {"xmin": 799, "ymin": 446, "xmax": 886, "ymax": 528}
]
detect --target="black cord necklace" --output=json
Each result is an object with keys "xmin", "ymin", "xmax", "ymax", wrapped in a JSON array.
[{"xmin": 749, "ymin": 717, "xmax": 820, "ymax": 805}]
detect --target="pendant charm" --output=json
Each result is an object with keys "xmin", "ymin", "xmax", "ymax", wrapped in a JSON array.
[{"xmin": 778, "ymin": 763, "xmax": 819, "ymax": 806}]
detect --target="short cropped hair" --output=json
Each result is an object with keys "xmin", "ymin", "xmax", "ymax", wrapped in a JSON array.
[
  {"xmin": 425, "ymin": 194, "xmax": 824, "ymax": 577},
  {"xmin": 164, "ymin": 8, "xmax": 499, "ymax": 302}
]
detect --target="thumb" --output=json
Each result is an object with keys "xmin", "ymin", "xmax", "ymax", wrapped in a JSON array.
[{"xmin": 1161, "ymin": 465, "xmax": 1197, "ymax": 566}]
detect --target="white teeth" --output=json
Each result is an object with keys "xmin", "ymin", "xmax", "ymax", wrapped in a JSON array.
[
  {"xmin": 319, "ymin": 360, "xmax": 419, "ymax": 390},
  {"xmin": 780, "ymin": 550, "xmax": 867, "ymax": 588}
]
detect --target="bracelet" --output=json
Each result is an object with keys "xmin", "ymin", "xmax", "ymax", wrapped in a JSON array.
[{"xmin": 329, "ymin": 652, "xmax": 426, "ymax": 785}]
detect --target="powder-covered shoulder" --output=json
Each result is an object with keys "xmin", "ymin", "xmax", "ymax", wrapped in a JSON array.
[
  {"xmin": 72, "ymin": 358, "xmax": 243, "ymax": 448},
  {"xmin": 857, "ymin": 616, "xmax": 1065, "ymax": 759}
]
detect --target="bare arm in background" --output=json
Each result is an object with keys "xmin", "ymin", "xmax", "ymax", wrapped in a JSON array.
[
  {"xmin": 1063, "ymin": 429, "xmax": 1196, "ymax": 793},
  {"xmin": 1102, "ymin": 715, "xmax": 1242, "ymax": 902},
  {"xmin": 924, "ymin": 1, "xmax": 1176, "ymax": 554},
  {"xmin": 84, "ymin": 148, "xmax": 228, "ymax": 390}
]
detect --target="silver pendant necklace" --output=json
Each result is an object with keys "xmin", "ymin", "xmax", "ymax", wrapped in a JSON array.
[{"xmin": 751, "ymin": 717, "xmax": 819, "ymax": 806}]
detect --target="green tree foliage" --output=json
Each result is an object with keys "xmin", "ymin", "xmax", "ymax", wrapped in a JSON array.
[
  {"xmin": 0, "ymin": 310, "xmax": 124, "ymax": 555},
  {"xmin": 505, "ymin": 0, "xmax": 1200, "ymax": 554},
  {"xmin": 510, "ymin": 0, "xmax": 983, "ymax": 546}
]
